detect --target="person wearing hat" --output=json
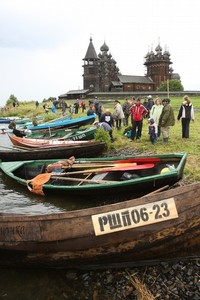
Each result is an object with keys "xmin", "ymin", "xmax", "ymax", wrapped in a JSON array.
[
  {"xmin": 147, "ymin": 95, "xmax": 154, "ymax": 111},
  {"xmin": 100, "ymin": 108, "xmax": 114, "ymax": 127},
  {"xmin": 158, "ymin": 98, "xmax": 175, "ymax": 143},
  {"xmin": 129, "ymin": 98, "xmax": 148, "ymax": 140},
  {"xmin": 148, "ymin": 118, "xmax": 158, "ymax": 144},
  {"xmin": 113, "ymin": 100, "xmax": 124, "ymax": 130},
  {"xmin": 122, "ymin": 98, "xmax": 131, "ymax": 127},
  {"xmin": 93, "ymin": 121, "xmax": 114, "ymax": 142}
]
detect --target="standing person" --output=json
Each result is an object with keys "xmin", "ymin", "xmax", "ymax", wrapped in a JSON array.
[
  {"xmin": 159, "ymin": 98, "xmax": 175, "ymax": 143},
  {"xmin": 94, "ymin": 97, "xmax": 99, "ymax": 114},
  {"xmin": 74, "ymin": 99, "xmax": 79, "ymax": 114},
  {"xmin": 177, "ymin": 95, "xmax": 194, "ymax": 138},
  {"xmin": 81, "ymin": 100, "xmax": 86, "ymax": 113},
  {"xmin": 122, "ymin": 98, "xmax": 131, "ymax": 126},
  {"xmin": 130, "ymin": 97, "xmax": 137, "ymax": 108},
  {"xmin": 97, "ymin": 101, "xmax": 104, "ymax": 121},
  {"xmin": 51, "ymin": 104, "xmax": 56, "ymax": 113},
  {"xmin": 148, "ymin": 118, "xmax": 158, "ymax": 144},
  {"xmin": 87, "ymin": 102, "xmax": 95, "ymax": 116},
  {"xmin": 35, "ymin": 101, "xmax": 39, "ymax": 108},
  {"xmin": 32, "ymin": 115, "xmax": 38, "ymax": 126},
  {"xmin": 61, "ymin": 101, "xmax": 67, "ymax": 116},
  {"xmin": 147, "ymin": 95, "xmax": 154, "ymax": 111},
  {"xmin": 43, "ymin": 103, "xmax": 49, "ymax": 114},
  {"xmin": 150, "ymin": 97, "xmax": 163, "ymax": 138},
  {"xmin": 100, "ymin": 109, "xmax": 114, "ymax": 127},
  {"xmin": 113, "ymin": 100, "xmax": 124, "ymax": 130},
  {"xmin": 129, "ymin": 98, "xmax": 148, "ymax": 140},
  {"xmin": 142, "ymin": 98, "xmax": 149, "ymax": 118},
  {"xmin": 94, "ymin": 121, "xmax": 114, "ymax": 142},
  {"xmin": 69, "ymin": 105, "xmax": 75, "ymax": 119}
]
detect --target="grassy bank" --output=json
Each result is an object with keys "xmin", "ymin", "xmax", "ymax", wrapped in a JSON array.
[{"xmin": 1, "ymin": 96, "xmax": 200, "ymax": 180}]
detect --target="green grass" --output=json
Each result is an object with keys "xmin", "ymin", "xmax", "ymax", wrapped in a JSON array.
[{"xmin": 1, "ymin": 96, "xmax": 200, "ymax": 180}]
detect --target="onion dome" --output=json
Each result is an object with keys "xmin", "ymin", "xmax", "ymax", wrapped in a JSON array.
[
  {"xmin": 100, "ymin": 41, "xmax": 109, "ymax": 52},
  {"xmin": 155, "ymin": 43, "xmax": 162, "ymax": 54},
  {"xmin": 163, "ymin": 45, "xmax": 170, "ymax": 59}
]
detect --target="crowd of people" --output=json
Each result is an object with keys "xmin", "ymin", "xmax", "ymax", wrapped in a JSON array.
[
  {"xmin": 10, "ymin": 95, "xmax": 193, "ymax": 145},
  {"xmin": 86, "ymin": 95, "xmax": 194, "ymax": 144}
]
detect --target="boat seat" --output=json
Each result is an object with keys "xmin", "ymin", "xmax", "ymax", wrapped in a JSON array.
[{"xmin": 92, "ymin": 172, "xmax": 109, "ymax": 181}]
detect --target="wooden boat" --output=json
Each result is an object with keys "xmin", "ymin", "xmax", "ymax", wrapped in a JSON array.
[
  {"xmin": 0, "ymin": 182, "xmax": 199, "ymax": 269},
  {"xmin": 8, "ymin": 134, "xmax": 93, "ymax": 149},
  {"xmin": 0, "ymin": 153, "xmax": 187, "ymax": 199},
  {"xmin": 0, "ymin": 117, "xmax": 11, "ymax": 124},
  {"xmin": 24, "ymin": 114, "xmax": 96, "ymax": 131},
  {"xmin": 15, "ymin": 116, "xmax": 43, "ymax": 125},
  {"xmin": 0, "ymin": 141, "xmax": 106, "ymax": 161},
  {"xmin": 24, "ymin": 126, "xmax": 97, "ymax": 141}
]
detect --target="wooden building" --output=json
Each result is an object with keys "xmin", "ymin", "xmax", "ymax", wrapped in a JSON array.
[
  {"xmin": 59, "ymin": 38, "xmax": 180, "ymax": 99},
  {"xmin": 82, "ymin": 38, "xmax": 120, "ymax": 92},
  {"xmin": 82, "ymin": 38, "xmax": 180, "ymax": 93}
]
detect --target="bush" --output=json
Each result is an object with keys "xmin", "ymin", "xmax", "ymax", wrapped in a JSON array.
[
  {"xmin": 157, "ymin": 79, "xmax": 184, "ymax": 91},
  {"xmin": 94, "ymin": 127, "xmax": 112, "ymax": 150}
]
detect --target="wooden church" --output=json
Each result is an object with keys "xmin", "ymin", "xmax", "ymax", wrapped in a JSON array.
[
  {"xmin": 82, "ymin": 38, "xmax": 180, "ymax": 93},
  {"xmin": 59, "ymin": 37, "xmax": 180, "ymax": 99}
]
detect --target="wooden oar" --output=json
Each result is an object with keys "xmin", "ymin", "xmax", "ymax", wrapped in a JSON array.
[
  {"xmin": 59, "ymin": 163, "xmax": 155, "ymax": 176},
  {"xmin": 73, "ymin": 157, "xmax": 180, "ymax": 165},
  {"xmin": 62, "ymin": 162, "xmax": 137, "ymax": 169},
  {"xmin": 73, "ymin": 157, "xmax": 161, "ymax": 164}
]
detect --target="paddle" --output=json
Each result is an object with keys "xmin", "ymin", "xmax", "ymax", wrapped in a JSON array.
[
  {"xmin": 62, "ymin": 162, "xmax": 137, "ymax": 169},
  {"xmin": 59, "ymin": 163, "xmax": 155, "ymax": 176},
  {"xmin": 73, "ymin": 157, "xmax": 161, "ymax": 165},
  {"xmin": 73, "ymin": 157, "xmax": 180, "ymax": 165}
]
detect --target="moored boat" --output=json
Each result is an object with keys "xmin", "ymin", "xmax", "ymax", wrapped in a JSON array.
[
  {"xmin": 0, "ymin": 141, "xmax": 106, "ymax": 161},
  {"xmin": 0, "ymin": 152, "xmax": 187, "ymax": 200},
  {"xmin": 24, "ymin": 126, "xmax": 97, "ymax": 141},
  {"xmin": 8, "ymin": 134, "xmax": 93, "ymax": 149},
  {"xmin": 0, "ymin": 182, "xmax": 199, "ymax": 268},
  {"xmin": 24, "ymin": 114, "xmax": 96, "ymax": 131}
]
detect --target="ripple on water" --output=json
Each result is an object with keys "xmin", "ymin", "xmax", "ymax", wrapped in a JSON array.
[{"xmin": 0, "ymin": 182, "xmax": 64, "ymax": 214}]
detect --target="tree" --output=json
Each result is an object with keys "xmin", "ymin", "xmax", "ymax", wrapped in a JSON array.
[
  {"xmin": 157, "ymin": 79, "xmax": 184, "ymax": 92},
  {"xmin": 6, "ymin": 94, "xmax": 19, "ymax": 106}
]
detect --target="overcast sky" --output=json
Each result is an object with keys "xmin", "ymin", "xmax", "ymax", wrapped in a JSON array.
[{"xmin": 0, "ymin": 0, "xmax": 199, "ymax": 106}]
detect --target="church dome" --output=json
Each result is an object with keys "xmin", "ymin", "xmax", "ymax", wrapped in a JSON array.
[
  {"xmin": 100, "ymin": 42, "xmax": 109, "ymax": 52},
  {"xmin": 155, "ymin": 43, "xmax": 162, "ymax": 53}
]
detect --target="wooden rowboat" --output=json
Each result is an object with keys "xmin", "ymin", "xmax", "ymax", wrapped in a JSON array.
[
  {"xmin": 8, "ymin": 134, "xmax": 93, "ymax": 149},
  {"xmin": 0, "ymin": 141, "xmax": 106, "ymax": 162},
  {"xmin": 25, "ymin": 114, "xmax": 96, "ymax": 131},
  {"xmin": 0, "ymin": 182, "xmax": 199, "ymax": 268},
  {"xmin": 22, "ymin": 126, "xmax": 97, "ymax": 141},
  {"xmin": 0, "ymin": 153, "xmax": 187, "ymax": 199}
]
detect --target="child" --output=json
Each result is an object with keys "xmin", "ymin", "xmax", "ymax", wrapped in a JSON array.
[{"xmin": 148, "ymin": 118, "xmax": 158, "ymax": 144}]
